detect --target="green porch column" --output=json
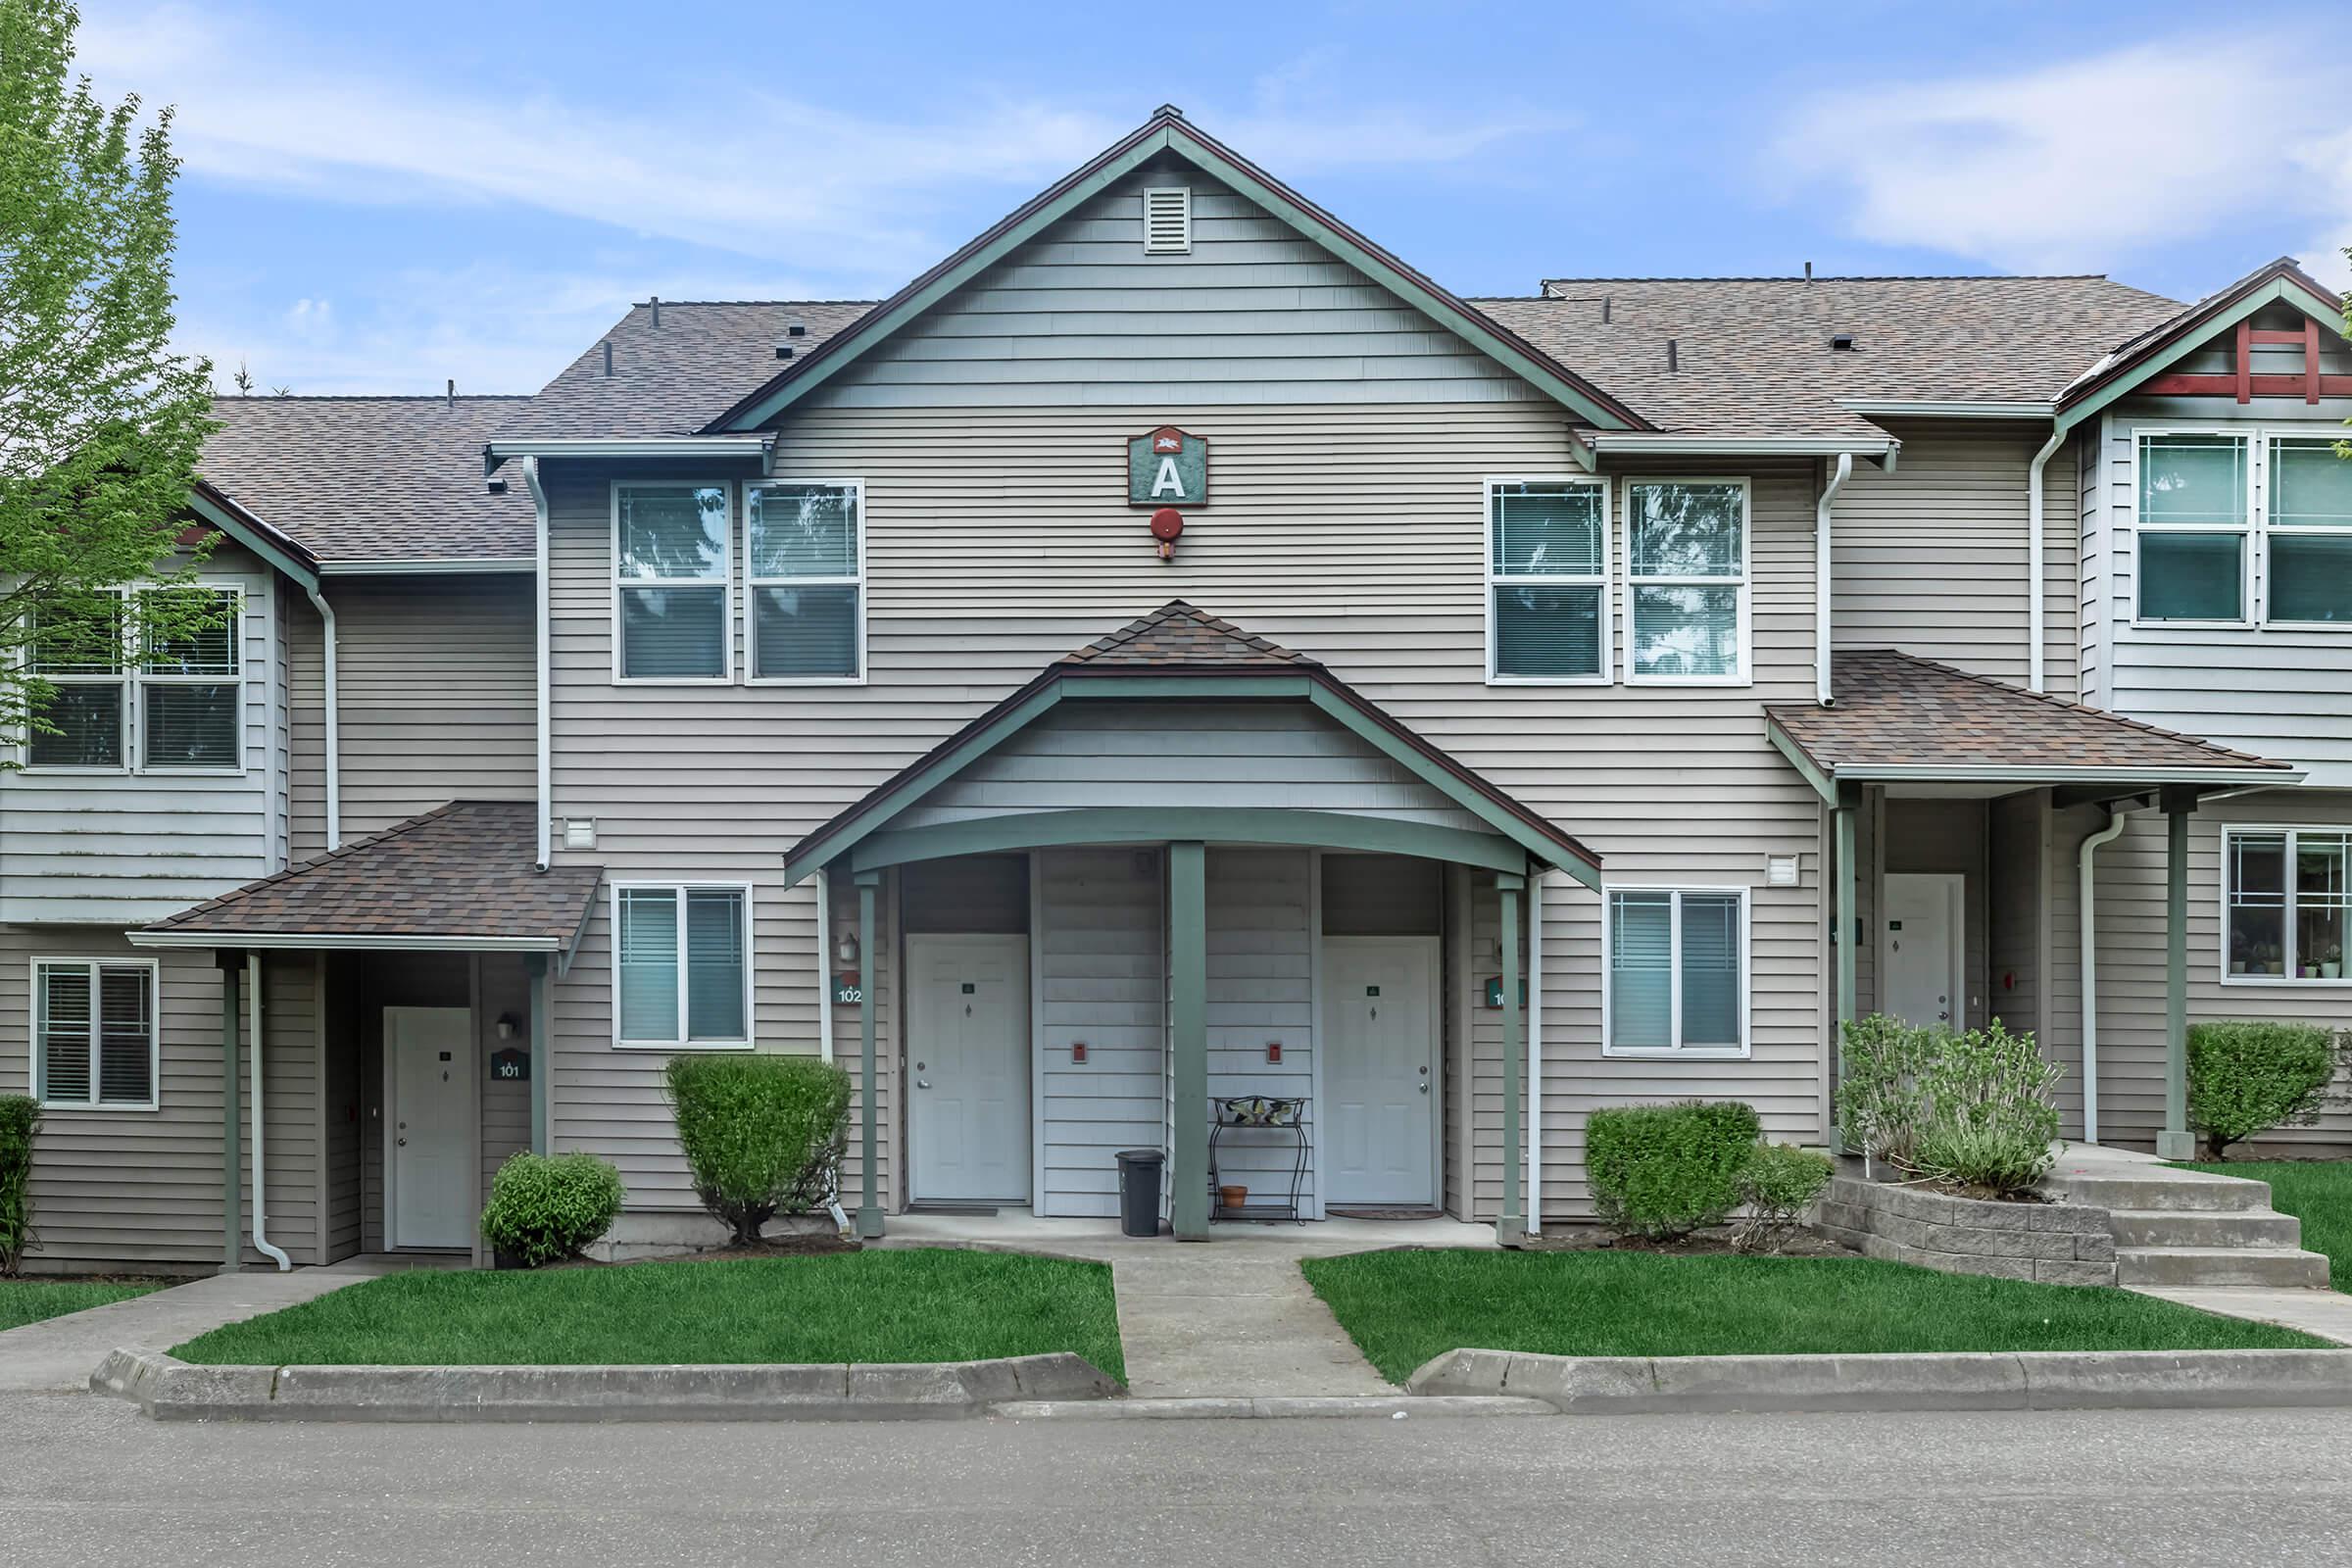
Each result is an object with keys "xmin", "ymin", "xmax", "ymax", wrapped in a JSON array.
[
  {"xmin": 1169, "ymin": 841, "xmax": 1209, "ymax": 1241},
  {"xmin": 1497, "ymin": 872, "xmax": 1526, "ymax": 1246},
  {"xmin": 527, "ymin": 955, "xmax": 551, "ymax": 1155},
  {"xmin": 856, "ymin": 870, "xmax": 885, "ymax": 1239},
  {"xmin": 220, "ymin": 957, "xmax": 242, "ymax": 1274},
  {"xmin": 2156, "ymin": 787, "xmax": 2196, "ymax": 1160}
]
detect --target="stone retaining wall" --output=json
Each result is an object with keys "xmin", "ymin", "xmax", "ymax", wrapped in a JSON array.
[{"xmin": 1812, "ymin": 1176, "xmax": 2117, "ymax": 1286}]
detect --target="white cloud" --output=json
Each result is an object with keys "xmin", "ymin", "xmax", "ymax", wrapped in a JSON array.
[{"xmin": 1777, "ymin": 39, "xmax": 2352, "ymax": 276}]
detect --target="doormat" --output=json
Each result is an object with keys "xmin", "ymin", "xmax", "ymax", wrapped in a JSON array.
[
  {"xmin": 1325, "ymin": 1206, "xmax": 1446, "ymax": 1221},
  {"xmin": 904, "ymin": 1202, "xmax": 1000, "ymax": 1217}
]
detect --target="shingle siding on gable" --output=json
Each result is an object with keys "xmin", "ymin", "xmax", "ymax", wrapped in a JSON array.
[{"xmin": 799, "ymin": 167, "xmax": 1544, "ymax": 412}]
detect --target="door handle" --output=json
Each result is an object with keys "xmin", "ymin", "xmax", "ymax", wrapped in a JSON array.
[
  {"xmin": 916, "ymin": 1078, "xmax": 931, "ymax": 1089},
  {"xmin": 396, "ymin": 1137, "xmax": 408, "ymax": 1147},
  {"xmin": 1417, "ymin": 1083, "xmax": 1430, "ymax": 1095}
]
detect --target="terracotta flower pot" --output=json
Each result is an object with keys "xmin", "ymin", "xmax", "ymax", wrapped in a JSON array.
[{"xmin": 1218, "ymin": 1184, "xmax": 1249, "ymax": 1210}]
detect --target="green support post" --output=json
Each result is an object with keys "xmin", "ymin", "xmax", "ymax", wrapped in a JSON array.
[
  {"xmin": 1497, "ymin": 873, "xmax": 1526, "ymax": 1247},
  {"xmin": 527, "ymin": 954, "xmax": 551, "ymax": 1155},
  {"xmin": 857, "ymin": 871, "xmax": 885, "ymax": 1239},
  {"xmin": 220, "ymin": 958, "xmax": 241, "ymax": 1274},
  {"xmin": 2156, "ymin": 788, "xmax": 2196, "ymax": 1160},
  {"xmin": 1169, "ymin": 841, "xmax": 1209, "ymax": 1241}
]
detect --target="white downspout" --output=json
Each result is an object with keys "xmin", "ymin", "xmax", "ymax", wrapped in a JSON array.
[
  {"xmin": 1526, "ymin": 869, "xmax": 1543, "ymax": 1235},
  {"xmin": 815, "ymin": 870, "xmax": 835, "ymax": 1065},
  {"xmin": 301, "ymin": 586, "xmax": 340, "ymax": 850},
  {"xmin": 2077, "ymin": 807, "xmax": 2132, "ymax": 1146},
  {"xmin": 247, "ymin": 952, "xmax": 291, "ymax": 1271},
  {"xmin": 2027, "ymin": 426, "xmax": 2064, "ymax": 695},
  {"xmin": 523, "ymin": 457, "xmax": 551, "ymax": 870},
  {"xmin": 1815, "ymin": 453, "xmax": 1852, "ymax": 706}
]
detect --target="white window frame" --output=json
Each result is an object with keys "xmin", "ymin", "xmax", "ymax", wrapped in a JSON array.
[
  {"xmin": 29, "ymin": 956, "xmax": 162, "ymax": 1111},
  {"xmin": 745, "ymin": 478, "xmax": 867, "ymax": 686},
  {"xmin": 2258, "ymin": 432, "xmax": 2352, "ymax": 631},
  {"xmin": 1483, "ymin": 473, "xmax": 1612, "ymax": 686},
  {"xmin": 1599, "ymin": 882, "xmax": 1752, "ymax": 1058},
  {"xmin": 2129, "ymin": 427, "xmax": 2255, "ymax": 630},
  {"xmin": 1621, "ymin": 476, "xmax": 1752, "ymax": 687},
  {"xmin": 609, "ymin": 880, "xmax": 756, "ymax": 1049},
  {"xmin": 610, "ymin": 480, "xmax": 736, "ymax": 686},
  {"xmin": 2219, "ymin": 824, "xmax": 2352, "ymax": 987},
  {"xmin": 24, "ymin": 582, "xmax": 246, "ymax": 776}
]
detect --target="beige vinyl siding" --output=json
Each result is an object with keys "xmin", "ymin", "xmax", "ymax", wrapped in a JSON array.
[
  {"xmin": 1205, "ymin": 848, "xmax": 1314, "ymax": 1214},
  {"xmin": 288, "ymin": 575, "xmax": 537, "ymax": 858},
  {"xmin": 479, "ymin": 955, "xmax": 533, "ymax": 1198},
  {"xmin": 0, "ymin": 545, "xmax": 279, "ymax": 923},
  {"xmin": 1880, "ymin": 799, "xmax": 1990, "ymax": 1031},
  {"xmin": 802, "ymin": 164, "xmax": 1541, "ymax": 412},
  {"xmin": 1036, "ymin": 848, "xmax": 1162, "ymax": 1217},
  {"xmin": 1833, "ymin": 420, "xmax": 2080, "ymax": 695}
]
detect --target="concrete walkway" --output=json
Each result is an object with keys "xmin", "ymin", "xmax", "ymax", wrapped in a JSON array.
[
  {"xmin": 880, "ymin": 1212, "xmax": 1494, "ymax": 1396},
  {"xmin": 2133, "ymin": 1287, "xmax": 2352, "ymax": 1347},
  {"xmin": 0, "ymin": 1258, "xmax": 411, "ymax": 1394}
]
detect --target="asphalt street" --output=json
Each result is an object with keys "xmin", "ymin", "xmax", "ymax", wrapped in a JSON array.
[{"xmin": 6, "ymin": 1394, "xmax": 2352, "ymax": 1565}]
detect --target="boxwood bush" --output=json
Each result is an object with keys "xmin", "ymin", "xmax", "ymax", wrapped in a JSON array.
[
  {"xmin": 2188, "ymin": 1021, "xmax": 2341, "ymax": 1159},
  {"xmin": 478, "ymin": 1152, "xmax": 624, "ymax": 1267},
  {"xmin": 664, "ymin": 1054, "xmax": 852, "ymax": 1245},
  {"xmin": 1585, "ymin": 1100, "xmax": 1761, "ymax": 1241},
  {"xmin": 0, "ymin": 1095, "xmax": 37, "ymax": 1275}
]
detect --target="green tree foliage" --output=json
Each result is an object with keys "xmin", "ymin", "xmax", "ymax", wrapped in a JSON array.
[
  {"xmin": 1, "ymin": 0, "xmax": 220, "ymax": 762},
  {"xmin": 0, "ymin": 1095, "xmax": 39, "ymax": 1274}
]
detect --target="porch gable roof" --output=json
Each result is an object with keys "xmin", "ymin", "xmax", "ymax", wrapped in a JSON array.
[{"xmin": 783, "ymin": 601, "xmax": 1600, "ymax": 886}]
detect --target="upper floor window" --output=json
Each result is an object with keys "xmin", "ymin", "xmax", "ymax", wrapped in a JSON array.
[
  {"xmin": 1604, "ymin": 886, "xmax": 1747, "ymax": 1055},
  {"xmin": 33, "ymin": 958, "xmax": 158, "ymax": 1109},
  {"xmin": 26, "ymin": 586, "xmax": 241, "ymax": 771},
  {"xmin": 613, "ymin": 883, "xmax": 751, "ymax": 1048},
  {"xmin": 1625, "ymin": 479, "xmax": 1748, "ymax": 683},
  {"xmin": 749, "ymin": 482, "xmax": 863, "ymax": 681},
  {"xmin": 1488, "ymin": 478, "xmax": 1607, "ymax": 682},
  {"xmin": 2265, "ymin": 437, "xmax": 2352, "ymax": 625},
  {"xmin": 613, "ymin": 482, "xmax": 731, "ymax": 681},
  {"xmin": 2136, "ymin": 433, "xmax": 2248, "ymax": 622},
  {"xmin": 2224, "ymin": 827, "xmax": 2348, "ymax": 984}
]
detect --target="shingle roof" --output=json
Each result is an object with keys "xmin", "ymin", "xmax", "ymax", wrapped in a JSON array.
[
  {"xmin": 1478, "ymin": 274, "xmax": 2185, "ymax": 437},
  {"xmin": 1061, "ymin": 600, "xmax": 1318, "ymax": 668},
  {"xmin": 201, "ymin": 396, "xmax": 539, "ymax": 563},
  {"xmin": 2060, "ymin": 256, "xmax": 2346, "ymax": 408},
  {"xmin": 142, "ymin": 801, "xmax": 604, "ymax": 951},
  {"xmin": 495, "ymin": 300, "xmax": 876, "ymax": 440},
  {"xmin": 1766, "ymin": 651, "xmax": 2296, "ymax": 779}
]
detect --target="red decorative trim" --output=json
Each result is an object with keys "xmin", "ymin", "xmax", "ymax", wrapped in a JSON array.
[
  {"xmin": 2140, "ymin": 372, "xmax": 2352, "ymax": 399},
  {"xmin": 2307, "ymin": 319, "xmax": 2323, "ymax": 405},
  {"xmin": 2235, "ymin": 319, "xmax": 2253, "ymax": 404},
  {"xmin": 2248, "ymin": 328, "xmax": 2309, "ymax": 345}
]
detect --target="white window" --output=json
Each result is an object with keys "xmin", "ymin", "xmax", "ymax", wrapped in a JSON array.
[
  {"xmin": 748, "ymin": 481, "xmax": 863, "ymax": 682},
  {"xmin": 32, "ymin": 959, "xmax": 159, "ymax": 1109},
  {"xmin": 2263, "ymin": 436, "xmax": 2352, "ymax": 626},
  {"xmin": 2223, "ymin": 827, "xmax": 2350, "ymax": 984},
  {"xmin": 612, "ymin": 482, "xmax": 732, "ymax": 682},
  {"xmin": 26, "ymin": 586, "xmax": 241, "ymax": 771},
  {"xmin": 612, "ymin": 883, "xmax": 752, "ymax": 1047},
  {"xmin": 2135, "ymin": 433, "xmax": 2249, "ymax": 623},
  {"xmin": 1625, "ymin": 479, "xmax": 1748, "ymax": 683},
  {"xmin": 1487, "ymin": 477, "xmax": 1608, "ymax": 682},
  {"xmin": 1603, "ymin": 887, "xmax": 1748, "ymax": 1055}
]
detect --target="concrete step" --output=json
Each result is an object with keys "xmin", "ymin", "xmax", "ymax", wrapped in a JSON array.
[
  {"xmin": 2116, "ymin": 1246, "xmax": 2332, "ymax": 1289},
  {"xmin": 2108, "ymin": 1208, "xmax": 2305, "ymax": 1250},
  {"xmin": 2051, "ymin": 1173, "xmax": 2272, "ymax": 1213}
]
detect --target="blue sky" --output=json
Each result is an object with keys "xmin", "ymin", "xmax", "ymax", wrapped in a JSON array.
[{"xmin": 74, "ymin": 0, "xmax": 2352, "ymax": 396}]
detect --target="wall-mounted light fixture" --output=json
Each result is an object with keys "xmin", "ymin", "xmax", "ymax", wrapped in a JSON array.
[{"xmin": 495, "ymin": 1014, "xmax": 519, "ymax": 1041}]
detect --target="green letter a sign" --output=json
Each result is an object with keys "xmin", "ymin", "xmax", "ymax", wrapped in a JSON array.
[{"xmin": 1128, "ymin": 425, "xmax": 1208, "ymax": 508}]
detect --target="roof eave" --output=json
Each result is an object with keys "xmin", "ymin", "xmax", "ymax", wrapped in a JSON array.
[
  {"xmin": 128, "ymin": 930, "xmax": 566, "ymax": 953},
  {"xmin": 186, "ymin": 481, "xmax": 319, "ymax": 592},
  {"xmin": 483, "ymin": 434, "xmax": 775, "ymax": 475}
]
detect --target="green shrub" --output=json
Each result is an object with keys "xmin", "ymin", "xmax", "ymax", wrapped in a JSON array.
[
  {"xmin": 1732, "ymin": 1143, "xmax": 1834, "ymax": 1253},
  {"xmin": 1585, "ymin": 1100, "xmax": 1761, "ymax": 1241},
  {"xmin": 0, "ymin": 1096, "xmax": 37, "ymax": 1276},
  {"xmin": 663, "ymin": 1054, "xmax": 852, "ymax": 1246},
  {"xmin": 1910, "ymin": 1019, "xmax": 2061, "ymax": 1195},
  {"xmin": 1835, "ymin": 1013, "xmax": 1933, "ymax": 1177},
  {"xmin": 2188, "ymin": 1021, "xmax": 2342, "ymax": 1159},
  {"xmin": 478, "ymin": 1152, "xmax": 624, "ymax": 1267}
]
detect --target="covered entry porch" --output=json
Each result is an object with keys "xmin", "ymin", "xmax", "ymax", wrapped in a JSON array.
[{"xmin": 789, "ymin": 603, "xmax": 1599, "ymax": 1241}]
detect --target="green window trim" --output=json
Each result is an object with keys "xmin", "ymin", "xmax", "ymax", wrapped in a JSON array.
[
  {"xmin": 612, "ymin": 882, "xmax": 754, "ymax": 1048},
  {"xmin": 1487, "ymin": 476, "xmax": 1609, "ymax": 683},
  {"xmin": 1602, "ymin": 885, "xmax": 1749, "ymax": 1056},
  {"xmin": 2222, "ymin": 826, "xmax": 2351, "ymax": 985}
]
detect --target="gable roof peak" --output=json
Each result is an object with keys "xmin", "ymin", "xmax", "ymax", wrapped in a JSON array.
[{"xmin": 1062, "ymin": 600, "xmax": 1318, "ymax": 669}]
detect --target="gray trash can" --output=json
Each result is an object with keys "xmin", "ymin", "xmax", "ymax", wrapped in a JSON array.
[{"xmin": 1114, "ymin": 1149, "xmax": 1164, "ymax": 1238}]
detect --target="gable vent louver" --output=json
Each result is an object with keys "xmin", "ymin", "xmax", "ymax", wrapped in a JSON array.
[{"xmin": 1143, "ymin": 186, "xmax": 1192, "ymax": 254}]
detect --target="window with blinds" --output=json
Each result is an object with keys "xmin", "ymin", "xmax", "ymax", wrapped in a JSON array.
[
  {"xmin": 615, "ymin": 483, "xmax": 732, "ymax": 680},
  {"xmin": 1488, "ymin": 478, "xmax": 1607, "ymax": 680},
  {"xmin": 1142, "ymin": 186, "xmax": 1191, "ymax": 254},
  {"xmin": 1625, "ymin": 479, "xmax": 1748, "ymax": 682},
  {"xmin": 749, "ymin": 482, "xmax": 862, "ymax": 680},
  {"xmin": 26, "ymin": 586, "xmax": 240, "ymax": 771},
  {"xmin": 613, "ymin": 884, "xmax": 751, "ymax": 1047},
  {"xmin": 34, "ymin": 959, "xmax": 158, "ymax": 1108},
  {"xmin": 1605, "ymin": 888, "xmax": 1746, "ymax": 1055}
]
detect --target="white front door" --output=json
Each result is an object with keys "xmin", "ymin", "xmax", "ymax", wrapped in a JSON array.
[
  {"xmin": 385, "ymin": 1005, "xmax": 475, "ymax": 1250},
  {"xmin": 1881, "ymin": 873, "xmax": 1964, "ymax": 1030},
  {"xmin": 1321, "ymin": 936, "xmax": 1439, "ymax": 1206},
  {"xmin": 907, "ymin": 934, "xmax": 1032, "ymax": 1203}
]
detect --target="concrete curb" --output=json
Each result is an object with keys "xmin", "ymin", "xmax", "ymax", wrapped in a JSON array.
[
  {"xmin": 990, "ymin": 1395, "xmax": 1555, "ymax": 1420},
  {"xmin": 91, "ymin": 1348, "xmax": 1119, "ymax": 1422},
  {"xmin": 1405, "ymin": 1347, "xmax": 2352, "ymax": 1414}
]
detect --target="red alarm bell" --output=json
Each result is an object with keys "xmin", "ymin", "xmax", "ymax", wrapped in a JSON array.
[{"xmin": 1150, "ymin": 507, "xmax": 1184, "ymax": 560}]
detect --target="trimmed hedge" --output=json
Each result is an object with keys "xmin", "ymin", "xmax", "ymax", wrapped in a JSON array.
[
  {"xmin": 1586, "ymin": 1100, "xmax": 1761, "ymax": 1241},
  {"xmin": 478, "ymin": 1152, "xmax": 624, "ymax": 1267},
  {"xmin": 1732, "ymin": 1142, "xmax": 1833, "ymax": 1254},
  {"xmin": 0, "ymin": 1096, "xmax": 36, "ymax": 1275},
  {"xmin": 664, "ymin": 1054, "xmax": 852, "ymax": 1245},
  {"xmin": 2188, "ymin": 1021, "xmax": 2340, "ymax": 1160}
]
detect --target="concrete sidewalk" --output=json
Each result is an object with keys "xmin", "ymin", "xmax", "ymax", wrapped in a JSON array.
[
  {"xmin": 2132, "ymin": 1286, "xmax": 2352, "ymax": 1347},
  {"xmin": 0, "ymin": 1259, "xmax": 406, "ymax": 1394}
]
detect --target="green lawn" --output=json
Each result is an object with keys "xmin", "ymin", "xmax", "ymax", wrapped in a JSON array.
[
  {"xmin": 1300, "ymin": 1249, "xmax": 2328, "ymax": 1384},
  {"xmin": 0, "ymin": 1278, "xmax": 162, "ymax": 1332},
  {"xmin": 172, "ymin": 1249, "xmax": 1125, "ymax": 1381},
  {"xmin": 2178, "ymin": 1160, "xmax": 2352, "ymax": 1292}
]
